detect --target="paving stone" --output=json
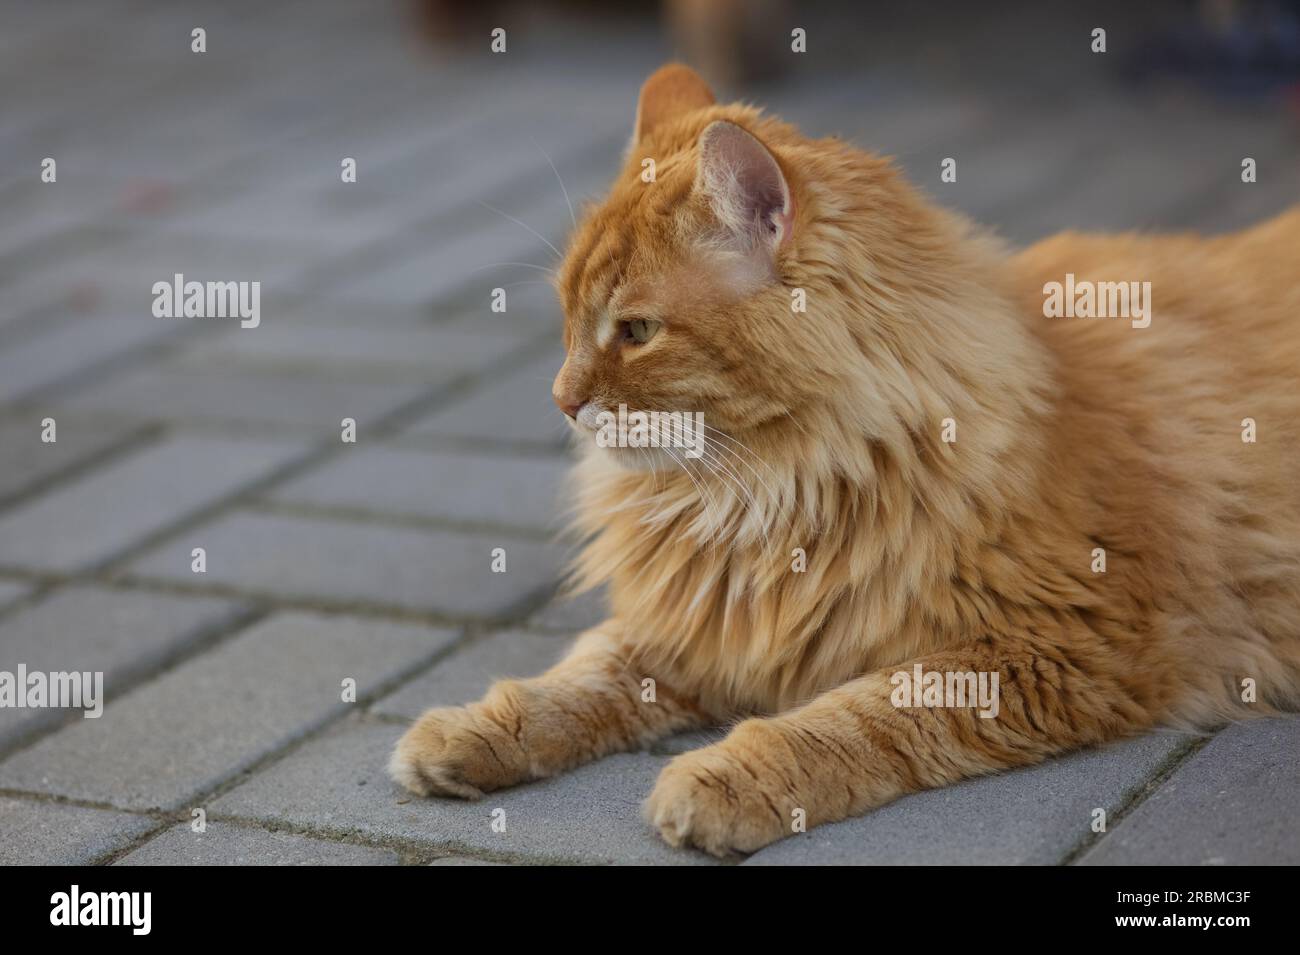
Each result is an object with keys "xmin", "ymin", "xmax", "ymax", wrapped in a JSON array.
[
  {"xmin": 6, "ymin": 53, "xmax": 390, "ymax": 228},
  {"xmin": 0, "ymin": 580, "xmax": 28, "ymax": 609},
  {"xmin": 168, "ymin": 92, "xmax": 587, "ymax": 249},
  {"xmin": 528, "ymin": 586, "xmax": 609, "ymax": 633},
  {"xmin": 332, "ymin": 221, "xmax": 555, "ymax": 311},
  {"xmin": 811, "ymin": 94, "xmax": 990, "ymax": 176},
  {"xmin": 211, "ymin": 719, "xmax": 716, "ymax": 865},
  {"xmin": 353, "ymin": 96, "xmax": 619, "ymax": 202},
  {"xmin": 265, "ymin": 446, "xmax": 568, "ymax": 533},
  {"xmin": 743, "ymin": 731, "xmax": 1193, "ymax": 866},
  {"xmin": 0, "ymin": 282, "xmax": 160, "ymax": 339},
  {"xmin": 0, "ymin": 435, "xmax": 305, "ymax": 573},
  {"xmin": 0, "ymin": 611, "xmax": 457, "ymax": 810},
  {"xmin": 25, "ymin": 77, "xmax": 287, "ymax": 183},
  {"xmin": 1080, "ymin": 718, "xmax": 1300, "ymax": 866},
  {"xmin": 0, "ymin": 314, "xmax": 177, "ymax": 402},
  {"xmin": 169, "ymin": 323, "xmax": 527, "ymax": 380},
  {"xmin": 160, "ymin": 104, "xmax": 487, "ymax": 221},
  {"xmin": 917, "ymin": 109, "xmax": 1089, "ymax": 224},
  {"xmin": 0, "ymin": 797, "xmax": 155, "ymax": 865},
  {"xmin": 0, "ymin": 585, "xmax": 245, "ymax": 751},
  {"xmin": 428, "ymin": 856, "xmax": 504, "ymax": 866},
  {"xmin": 401, "ymin": 348, "xmax": 570, "ymax": 450},
  {"xmin": 54, "ymin": 363, "xmax": 428, "ymax": 434},
  {"xmin": 436, "ymin": 279, "xmax": 565, "ymax": 332},
  {"xmin": 128, "ymin": 510, "xmax": 564, "ymax": 620},
  {"xmin": 14, "ymin": 231, "xmax": 335, "ymax": 302},
  {"xmin": 0, "ymin": 280, "xmax": 65, "ymax": 333},
  {"xmin": 0, "ymin": 249, "xmax": 136, "ymax": 327},
  {"xmin": 373, "ymin": 629, "xmax": 571, "ymax": 718},
  {"xmin": 301, "ymin": 300, "xmax": 473, "ymax": 330},
  {"xmin": 0, "ymin": 174, "xmax": 126, "ymax": 263},
  {"xmin": 0, "ymin": 412, "xmax": 145, "ymax": 505},
  {"xmin": 152, "ymin": 187, "xmax": 403, "ymax": 253},
  {"xmin": 115, "ymin": 821, "xmax": 400, "ymax": 866},
  {"xmin": 307, "ymin": 113, "xmax": 617, "ymax": 268},
  {"xmin": 997, "ymin": 128, "xmax": 1228, "ymax": 243},
  {"xmin": 318, "ymin": 129, "xmax": 620, "ymax": 313},
  {"xmin": 1177, "ymin": 155, "xmax": 1300, "ymax": 234}
]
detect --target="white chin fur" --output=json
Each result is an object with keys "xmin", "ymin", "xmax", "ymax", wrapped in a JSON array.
[
  {"xmin": 566, "ymin": 424, "xmax": 678, "ymax": 472},
  {"xmin": 567, "ymin": 405, "xmax": 701, "ymax": 472}
]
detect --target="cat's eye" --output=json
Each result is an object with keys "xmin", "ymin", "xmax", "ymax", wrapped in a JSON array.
[{"xmin": 624, "ymin": 318, "xmax": 661, "ymax": 345}]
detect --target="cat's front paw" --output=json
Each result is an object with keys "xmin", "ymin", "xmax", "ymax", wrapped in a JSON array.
[
  {"xmin": 644, "ymin": 721, "xmax": 797, "ymax": 857},
  {"xmin": 388, "ymin": 705, "xmax": 526, "ymax": 800}
]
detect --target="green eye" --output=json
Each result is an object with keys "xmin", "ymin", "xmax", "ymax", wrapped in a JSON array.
[{"xmin": 626, "ymin": 318, "xmax": 661, "ymax": 344}]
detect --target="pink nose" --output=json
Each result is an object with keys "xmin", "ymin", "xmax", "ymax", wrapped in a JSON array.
[{"xmin": 553, "ymin": 392, "xmax": 584, "ymax": 419}]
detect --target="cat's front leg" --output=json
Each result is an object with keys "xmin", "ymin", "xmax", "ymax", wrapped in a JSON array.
[
  {"xmin": 645, "ymin": 641, "xmax": 1155, "ymax": 856},
  {"xmin": 390, "ymin": 622, "xmax": 710, "ymax": 798}
]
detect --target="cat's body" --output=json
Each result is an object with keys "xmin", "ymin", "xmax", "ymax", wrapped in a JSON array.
[{"xmin": 391, "ymin": 65, "xmax": 1300, "ymax": 855}]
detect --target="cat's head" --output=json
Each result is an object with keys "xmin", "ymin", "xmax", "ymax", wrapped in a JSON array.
[
  {"xmin": 552, "ymin": 65, "xmax": 809, "ymax": 467},
  {"xmin": 552, "ymin": 64, "xmax": 1012, "ymax": 476}
]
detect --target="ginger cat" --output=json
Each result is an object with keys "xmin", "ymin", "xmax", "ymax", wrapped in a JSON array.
[{"xmin": 391, "ymin": 64, "xmax": 1300, "ymax": 856}]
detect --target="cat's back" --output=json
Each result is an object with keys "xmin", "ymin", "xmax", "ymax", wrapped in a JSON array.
[
  {"xmin": 1006, "ymin": 205, "xmax": 1300, "ymax": 586},
  {"xmin": 1007, "ymin": 206, "xmax": 1300, "ymax": 418},
  {"xmin": 1008, "ymin": 205, "xmax": 1300, "ymax": 341}
]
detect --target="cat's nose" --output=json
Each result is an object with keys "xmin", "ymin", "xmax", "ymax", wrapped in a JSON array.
[{"xmin": 553, "ymin": 390, "xmax": 585, "ymax": 419}]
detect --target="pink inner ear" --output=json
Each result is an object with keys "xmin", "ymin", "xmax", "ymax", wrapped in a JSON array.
[{"xmin": 700, "ymin": 121, "xmax": 794, "ymax": 247}]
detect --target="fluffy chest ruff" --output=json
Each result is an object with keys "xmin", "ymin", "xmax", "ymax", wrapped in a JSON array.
[{"xmin": 567, "ymin": 417, "xmax": 1043, "ymax": 716}]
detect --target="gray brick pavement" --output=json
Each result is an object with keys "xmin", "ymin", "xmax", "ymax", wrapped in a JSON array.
[
  {"xmin": 0, "ymin": 584, "xmax": 247, "ymax": 751},
  {"xmin": 0, "ymin": 580, "xmax": 27, "ymax": 609},
  {"xmin": 115, "ymin": 822, "xmax": 403, "ymax": 866},
  {"xmin": 210, "ymin": 718, "xmax": 717, "ymax": 865},
  {"xmin": 744, "ymin": 732, "xmax": 1195, "ymax": 866},
  {"xmin": 52, "ymin": 364, "xmax": 430, "ymax": 435},
  {"xmin": 0, "ymin": 315, "xmax": 176, "ymax": 403},
  {"xmin": 526, "ymin": 586, "xmax": 608, "ymax": 633},
  {"xmin": 1079, "ymin": 718, "xmax": 1300, "ymax": 866},
  {"xmin": 0, "ymin": 412, "xmax": 149, "ymax": 506},
  {"xmin": 372, "ymin": 628, "xmax": 570, "ymax": 717},
  {"xmin": 399, "ymin": 348, "xmax": 570, "ymax": 451},
  {"xmin": 0, "ymin": 611, "xmax": 458, "ymax": 810},
  {"xmin": 0, "ymin": 797, "xmax": 156, "ymax": 866},
  {"xmin": 264, "ymin": 445, "xmax": 568, "ymax": 534},
  {"xmin": 125, "ymin": 511, "xmax": 565, "ymax": 620},
  {"xmin": 167, "ymin": 323, "xmax": 530, "ymax": 382},
  {"xmin": 0, "ymin": 435, "xmax": 307, "ymax": 573}
]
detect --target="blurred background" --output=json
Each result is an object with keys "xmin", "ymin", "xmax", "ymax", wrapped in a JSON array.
[{"xmin": 0, "ymin": 0, "xmax": 1298, "ymax": 865}]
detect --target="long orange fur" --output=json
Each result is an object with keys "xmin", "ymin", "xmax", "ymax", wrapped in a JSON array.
[{"xmin": 391, "ymin": 64, "xmax": 1300, "ymax": 856}]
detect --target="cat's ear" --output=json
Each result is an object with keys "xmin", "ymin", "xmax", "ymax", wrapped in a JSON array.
[
  {"xmin": 634, "ymin": 63, "xmax": 715, "ymax": 143},
  {"xmin": 697, "ymin": 120, "xmax": 795, "ymax": 251}
]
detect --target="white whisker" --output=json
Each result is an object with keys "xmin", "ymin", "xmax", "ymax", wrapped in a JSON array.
[
  {"xmin": 475, "ymin": 199, "xmax": 563, "ymax": 260},
  {"xmin": 634, "ymin": 445, "xmax": 665, "ymax": 496},
  {"xmin": 662, "ymin": 445, "xmax": 724, "ymax": 540},
  {"xmin": 697, "ymin": 442, "xmax": 772, "ymax": 552},
  {"xmin": 468, "ymin": 261, "xmax": 556, "ymax": 276},
  {"xmin": 498, "ymin": 280, "xmax": 556, "ymax": 290},
  {"xmin": 698, "ymin": 423, "xmax": 783, "ymax": 502},
  {"xmin": 532, "ymin": 137, "xmax": 577, "ymax": 232}
]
